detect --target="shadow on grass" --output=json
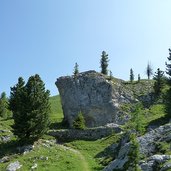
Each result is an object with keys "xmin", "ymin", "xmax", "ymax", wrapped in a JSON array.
[
  {"xmin": 147, "ymin": 114, "xmax": 170, "ymax": 130},
  {"xmin": 0, "ymin": 138, "xmax": 36, "ymax": 158},
  {"xmin": 49, "ymin": 119, "xmax": 68, "ymax": 130},
  {"xmin": 0, "ymin": 140, "xmax": 19, "ymax": 158}
]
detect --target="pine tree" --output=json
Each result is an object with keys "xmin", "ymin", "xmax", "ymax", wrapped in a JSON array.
[
  {"xmin": 130, "ymin": 68, "xmax": 134, "ymax": 83},
  {"xmin": 73, "ymin": 62, "xmax": 79, "ymax": 76},
  {"xmin": 138, "ymin": 74, "xmax": 141, "ymax": 82},
  {"xmin": 128, "ymin": 134, "xmax": 140, "ymax": 171},
  {"xmin": 109, "ymin": 70, "xmax": 113, "ymax": 80},
  {"xmin": 146, "ymin": 62, "xmax": 153, "ymax": 80},
  {"xmin": 0, "ymin": 92, "xmax": 8, "ymax": 118},
  {"xmin": 9, "ymin": 75, "xmax": 50, "ymax": 142},
  {"xmin": 166, "ymin": 48, "xmax": 171, "ymax": 82},
  {"xmin": 100, "ymin": 51, "xmax": 109, "ymax": 75},
  {"xmin": 73, "ymin": 112, "xmax": 86, "ymax": 129},
  {"xmin": 9, "ymin": 77, "xmax": 26, "ymax": 140},
  {"xmin": 165, "ymin": 49, "xmax": 171, "ymax": 116},
  {"xmin": 153, "ymin": 68, "xmax": 164, "ymax": 96}
]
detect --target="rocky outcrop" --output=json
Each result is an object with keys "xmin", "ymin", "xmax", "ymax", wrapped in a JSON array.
[
  {"xmin": 104, "ymin": 123, "xmax": 171, "ymax": 171},
  {"xmin": 140, "ymin": 155, "xmax": 171, "ymax": 171},
  {"xmin": 6, "ymin": 161, "xmax": 22, "ymax": 171},
  {"xmin": 49, "ymin": 124, "xmax": 122, "ymax": 141},
  {"xmin": 56, "ymin": 71, "xmax": 135, "ymax": 128}
]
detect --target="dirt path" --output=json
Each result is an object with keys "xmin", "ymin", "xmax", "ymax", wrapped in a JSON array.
[{"xmin": 57, "ymin": 144, "xmax": 90, "ymax": 171}]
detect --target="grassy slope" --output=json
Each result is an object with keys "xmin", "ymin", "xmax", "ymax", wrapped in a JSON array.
[
  {"xmin": 49, "ymin": 95, "xmax": 63, "ymax": 122},
  {"xmin": 0, "ymin": 141, "xmax": 86, "ymax": 171},
  {"xmin": 0, "ymin": 86, "xmax": 169, "ymax": 171}
]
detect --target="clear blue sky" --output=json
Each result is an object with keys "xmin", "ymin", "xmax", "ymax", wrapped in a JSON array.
[{"xmin": 1, "ymin": 0, "xmax": 171, "ymax": 96}]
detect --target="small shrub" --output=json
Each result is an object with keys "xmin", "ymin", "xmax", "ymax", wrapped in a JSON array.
[
  {"xmin": 125, "ymin": 134, "xmax": 141, "ymax": 171},
  {"xmin": 156, "ymin": 142, "xmax": 171, "ymax": 154},
  {"xmin": 73, "ymin": 112, "xmax": 86, "ymax": 130}
]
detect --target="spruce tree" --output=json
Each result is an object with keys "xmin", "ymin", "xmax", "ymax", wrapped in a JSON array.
[
  {"xmin": 146, "ymin": 62, "xmax": 153, "ymax": 80},
  {"xmin": 9, "ymin": 77, "xmax": 26, "ymax": 140},
  {"xmin": 165, "ymin": 49, "xmax": 171, "ymax": 115},
  {"xmin": 130, "ymin": 68, "xmax": 134, "ymax": 83},
  {"xmin": 138, "ymin": 74, "xmax": 141, "ymax": 82},
  {"xmin": 100, "ymin": 51, "xmax": 109, "ymax": 75},
  {"xmin": 73, "ymin": 112, "xmax": 85, "ymax": 129},
  {"xmin": 9, "ymin": 75, "xmax": 50, "ymax": 142},
  {"xmin": 109, "ymin": 70, "xmax": 113, "ymax": 80},
  {"xmin": 0, "ymin": 92, "xmax": 8, "ymax": 118},
  {"xmin": 73, "ymin": 62, "xmax": 79, "ymax": 76},
  {"xmin": 166, "ymin": 48, "xmax": 171, "ymax": 82},
  {"xmin": 153, "ymin": 68, "xmax": 164, "ymax": 96},
  {"xmin": 128, "ymin": 134, "xmax": 140, "ymax": 171}
]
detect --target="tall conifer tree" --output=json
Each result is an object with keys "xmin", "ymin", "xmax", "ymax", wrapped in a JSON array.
[
  {"xmin": 130, "ymin": 68, "xmax": 134, "ymax": 83},
  {"xmin": 100, "ymin": 51, "xmax": 109, "ymax": 75},
  {"xmin": 9, "ymin": 75, "xmax": 50, "ymax": 142}
]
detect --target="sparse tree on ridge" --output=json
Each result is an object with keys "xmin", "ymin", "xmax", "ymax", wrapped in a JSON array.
[
  {"xmin": 153, "ymin": 68, "xmax": 164, "ymax": 96},
  {"xmin": 100, "ymin": 51, "xmax": 109, "ymax": 75},
  {"xmin": 109, "ymin": 70, "xmax": 113, "ymax": 80},
  {"xmin": 9, "ymin": 75, "xmax": 50, "ymax": 142},
  {"xmin": 166, "ymin": 48, "xmax": 171, "ymax": 82},
  {"xmin": 0, "ymin": 92, "xmax": 9, "ymax": 118},
  {"xmin": 130, "ymin": 68, "xmax": 134, "ymax": 83},
  {"xmin": 165, "ymin": 48, "xmax": 171, "ymax": 115},
  {"xmin": 73, "ymin": 62, "xmax": 79, "ymax": 76},
  {"xmin": 146, "ymin": 62, "xmax": 153, "ymax": 80},
  {"xmin": 138, "ymin": 74, "xmax": 141, "ymax": 82}
]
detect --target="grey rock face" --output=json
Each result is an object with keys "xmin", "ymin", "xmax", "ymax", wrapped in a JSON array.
[
  {"xmin": 17, "ymin": 145, "xmax": 34, "ymax": 154},
  {"xmin": 140, "ymin": 155, "xmax": 171, "ymax": 171},
  {"xmin": 56, "ymin": 71, "xmax": 134, "ymax": 127},
  {"xmin": 104, "ymin": 123, "xmax": 171, "ymax": 171},
  {"xmin": 0, "ymin": 156, "xmax": 10, "ymax": 163},
  {"xmin": 6, "ymin": 161, "xmax": 22, "ymax": 171},
  {"xmin": 161, "ymin": 162, "xmax": 171, "ymax": 171},
  {"xmin": 49, "ymin": 125, "xmax": 122, "ymax": 141}
]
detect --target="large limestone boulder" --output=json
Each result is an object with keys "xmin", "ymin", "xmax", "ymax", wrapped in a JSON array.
[{"xmin": 56, "ymin": 70, "xmax": 135, "ymax": 128}]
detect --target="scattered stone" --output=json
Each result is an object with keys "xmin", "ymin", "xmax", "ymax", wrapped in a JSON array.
[
  {"xmin": 17, "ymin": 145, "xmax": 34, "ymax": 154},
  {"xmin": 1, "ymin": 136, "xmax": 11, "ymax": 142},
  {"xmin": 0, "ymin": 156, "xmax": 10, "ymax": 163},
  {"xmin": 39, "ymin": 156, "xmax": 48, "ymax": 160},
  {"xmin": 0, "ymin": 130, "xmax": 11, "ymax": 133},
  {"xmin": 6, "ymin": 161, "xmax": 22, "ymax": 171},
  {"xmin": 161, "ymin": 162, "xmax": 171, "ymax": 171},
  {"xmin": 140, "ymin": 160, "xmax": 155, "ymax": 171},
  {"xmin": 148, "ymin": 155, "xmax": 171, "ymax": 163},
  {"xmin": 31, "ymin": 163, "xmax": 37, "ymax": 170},
  {"xmin": 49, "ymin": 125, "xmax": 122, "ymax": 141}
]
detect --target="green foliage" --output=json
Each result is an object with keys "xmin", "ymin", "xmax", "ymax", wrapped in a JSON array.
[
  {"xmin": 156, "ymin": 142, "xmax": 171, "ymax": 154},
  {"xmin": 128, "ymin": 103, "xmax": 146, "ymax": 134},
  {"xmin": 100, "ymin": 51, "xmax": 109, "ymax": 75},
  {"xmin": 127, "ymin": 134, "xmax": 141, "ymax": 171},
  {"xmin": 9, "ymin": 74, "xmax": 50, "ymax": 142},
  {"xmin": 153, "ymin": 68, "xmax": 165, "ymax": 96},
  {"xmin": 73, "ymin": 112, "xmax": 86, "ymax": 130},
  {"xmin": 49, "ymin": 95, "xmax": 63, "ymax": 121},
  {"xmin": 0, "ymin": 92, "xmax": 11, "ymax": 119},
  {"xmin": 166, "ymin": 48, "xmax": 171, "ymax": 79},
  {"xmin": 138, "ymin": 74, "xmax": 141, "ymax": 82},
  {"xmin": 0, "ymin": 140, "xmax": 87, "ymax": 171},
  {"xmin": 146, "ymin": 62, "xmax": 153, "ymax": 80},
  {"xmin": 73, "ymin": 62, "xmax": 79, "ymax": 76},
  {"xmin": 130, "ymin": 68, "xmax": 134, "ymax": 83},
  {"xmin": 109, "ymin": 70, "xmax": 113, "ymax": 80}
]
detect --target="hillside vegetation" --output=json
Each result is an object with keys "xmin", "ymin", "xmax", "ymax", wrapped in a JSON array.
[{"xmin": 0, "ymin": 76, "xmax": 170, "ymax": 171}]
